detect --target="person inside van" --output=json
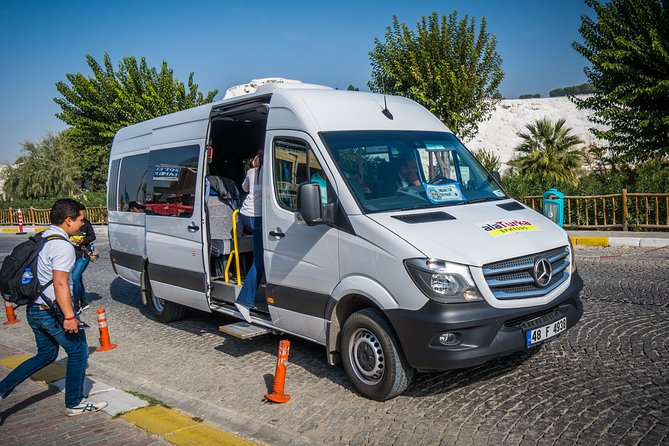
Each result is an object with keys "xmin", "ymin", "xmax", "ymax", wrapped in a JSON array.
[
  {"xmin": 128, "ymin": 201, "xmax": 145, "ymax": 212},
  {"xmin": 379, "ymin": 156, "xmax": 422, "ymax": 197},
  {"xmin": 234, "ymin": 150, "xmax": 264, "ymax": 323},
  {"xmin": 396, "ymin": 156, "xmax": 422, "ymax": 188}
]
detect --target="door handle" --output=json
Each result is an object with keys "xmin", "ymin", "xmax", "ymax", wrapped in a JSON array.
[
  {"xmin": 269, "ymin": 230, "xmax": 285, "ymax": 238},
  {"xmin": 187, "ymin": 222, "xmax": 199, "ymax": 232}
]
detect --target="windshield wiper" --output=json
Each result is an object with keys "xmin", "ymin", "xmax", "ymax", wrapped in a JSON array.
[{"xmin": 458, "ymin": 196, "xmax": 506, "ymax": 205}]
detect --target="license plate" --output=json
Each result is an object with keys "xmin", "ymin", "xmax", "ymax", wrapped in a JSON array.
[{"xmin": 526, "ymin": 317, "xmax": 567, "ymax": 347}]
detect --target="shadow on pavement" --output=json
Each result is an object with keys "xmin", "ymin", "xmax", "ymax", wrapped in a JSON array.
[
  {"xmin": 0, "ymin": 387, "xmax": 60, "ymax": 423},
  {"xmin": 106, "ymin": 278, "xmax": 539, "ymax": 399}
]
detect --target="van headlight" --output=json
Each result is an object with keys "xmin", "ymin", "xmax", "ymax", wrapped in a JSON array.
[{"xmin": 404, "ymin": 258, "xmax": 483, "ymax": 303}]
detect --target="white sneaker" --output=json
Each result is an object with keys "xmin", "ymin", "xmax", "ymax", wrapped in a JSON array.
[
  {"xmin": 65, "ymin": 400, "xmax": 108, "ymax": 416},
  {"xmin": 234, "ymin": 303, "xmax": 253, "ymax": 323}
]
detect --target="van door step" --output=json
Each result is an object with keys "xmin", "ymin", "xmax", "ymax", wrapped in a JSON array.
[{"xmin": 219, "ymin": 322, "xmax": 270, "ymax": 339}]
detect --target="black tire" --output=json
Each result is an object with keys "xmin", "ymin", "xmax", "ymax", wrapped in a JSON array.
[
  {"xmin": 341, "ymin": 308, "xmax": 414, "ymax": 401},
  {"xmin": 146, "ymin": 283, "xmax": 187, "ymax": 323}
]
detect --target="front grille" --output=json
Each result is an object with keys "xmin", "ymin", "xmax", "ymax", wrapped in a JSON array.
[{"xmin": 483, "ymin": 246, "xmax": 570, "ymax": 300}]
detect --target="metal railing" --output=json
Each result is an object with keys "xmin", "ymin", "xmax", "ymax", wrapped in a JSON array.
[
  {"xmin": 0, "ymin": 207, "xmax": 108, "ymax": 225},
  {"xmin": 520, "ymin": 189, "xmax": 669, "ymax": 230},
  {"xmin": 1, "ymin": 191, "xmax": 667, "ymax": 231}
]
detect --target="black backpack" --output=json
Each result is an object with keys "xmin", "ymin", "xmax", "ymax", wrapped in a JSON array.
[{"xmin": 0, "ymin": 233, "xmax": 66, "ymax": 307}]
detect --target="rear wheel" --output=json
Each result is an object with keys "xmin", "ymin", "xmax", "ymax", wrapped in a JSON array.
[
  {"xmin": 341, "ymin": 308, "xmax": 414, "ymax": 401},
  {"xmin": 146, "ymin": 282, "xmax": 187, "ymax": 323}
]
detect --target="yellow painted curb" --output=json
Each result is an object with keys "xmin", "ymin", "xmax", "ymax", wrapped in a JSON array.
[
  {"xmin": 0, "ymin": 353, "xmax": 67, "ymax": 382},
  {"xmin": 121, "ymin": 405, "xmax": 199, "ymax": 435},
  {"xmin": 121, "ymin": 405, "xmax": 254, "ymax": 445},
  {"xmin": 0, "ymin": 228, "xmax": 19, "ymax": 233},
  {"xmin": 570, "ymin": 236, "xmax": 609, "ymax": 247},
  {"xmin": 168, "ymin": 423, "xmax": 254, "ymax": 446}
]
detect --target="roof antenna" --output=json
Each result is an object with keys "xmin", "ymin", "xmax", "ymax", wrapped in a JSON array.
[{"xmin": 381, "ymin": 77, "xmax": 393, "ymax": 120}]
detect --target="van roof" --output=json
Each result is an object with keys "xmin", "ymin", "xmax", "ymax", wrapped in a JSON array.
[{"xmin": 111, "ymin": 83, "xmax": 449, "ymax": 153}]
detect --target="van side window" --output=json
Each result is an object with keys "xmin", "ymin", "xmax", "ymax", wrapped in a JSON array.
[
  {"xmin": 117, "ymin": 153, "xmax": 149, "ymax": 211},
  {"xmin": 273, "ymin": 138, "xmax": 332, "ymax": 211},
  {"xmin": 146, "ymin": 145, "xmax": 200, "ymax": 218}
]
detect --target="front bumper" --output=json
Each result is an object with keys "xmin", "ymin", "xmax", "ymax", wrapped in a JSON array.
[{"xmin": 385, "ymin": 271, "xmax": 584, "ymax": 371}]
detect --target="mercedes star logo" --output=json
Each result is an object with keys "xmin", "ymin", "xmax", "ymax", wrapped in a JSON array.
[{"xmin": 533, "ymin": 258, "xmax": 553, "ymax": 287}]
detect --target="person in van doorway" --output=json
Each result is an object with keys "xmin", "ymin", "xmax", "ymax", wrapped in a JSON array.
[
  {"xmin": 0, "ymin": 199, "xmax": 108, "ymax": 420},
  {"xmin": 70, "ymin": 217, "xmax": 96, "ymax": 313},
  {"xmin": 235, "ymin": 150, "xmax": 264, "ymax": 323}
]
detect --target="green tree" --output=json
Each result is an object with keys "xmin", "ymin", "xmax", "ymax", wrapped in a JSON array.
[
  {"xmin": 572, "ymin": 0, "xmax": 669, "ymax": 162},
  {"xmin": 472, "ymin": 148, "xmax": 501, "ymax": 172},
  {"xmin": 369, "ymin": 11, "xmax": 504, "ymax": 140},
  {"xmin": 1, "ymin": 132, "xmax": 78, "ymax": 200},
  {"xmin": 509, "ymin": 118, "xmax": 585, "ymax": 189},
  {"xmin": 54, "ymin": 53, "xmax": 218, "ymax": 189}
]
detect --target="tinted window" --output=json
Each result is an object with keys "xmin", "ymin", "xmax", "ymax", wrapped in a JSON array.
[
  {"xmin": 117, "ymin": 154, "xmax": 149, "ymax": 212},
  {"xmin": 146, "ymin": 145, "xmax": 200, "ymax": 218},
  {"xmin": 273, "ymin": 138, "xmax": 332, "ymax": 211}
]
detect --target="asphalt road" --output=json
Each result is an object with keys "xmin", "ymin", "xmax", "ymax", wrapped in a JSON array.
[{"xmin": 1, "ymin": 232, "xmax": 668, "ymax": 445}]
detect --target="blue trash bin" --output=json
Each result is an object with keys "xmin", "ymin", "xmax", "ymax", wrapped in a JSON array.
[{"xmin": 542, "ymin": 188, "xmax": 564, "ymax": 227}]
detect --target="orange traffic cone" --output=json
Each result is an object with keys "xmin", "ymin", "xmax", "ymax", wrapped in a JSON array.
[
  {"xmin": 265, "ymin": 339, "xmax": 291, "ymax": 403},
  {"xmin": 96, "ymin": 308, "xmax": 117, "ymax": 351},
  {"xmin": 3, "ymin": 299, "xmax": 19, "ymax": 325}
]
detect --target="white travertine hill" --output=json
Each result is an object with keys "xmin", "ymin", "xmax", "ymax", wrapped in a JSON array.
[{"xmin": 465, "ymin": 96, "xmax": 608, "ymax": 170}]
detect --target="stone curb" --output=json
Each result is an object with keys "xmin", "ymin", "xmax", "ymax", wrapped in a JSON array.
[{"xmin": 569, "ymin": 236, "xmax": 669, "ymax": 248}]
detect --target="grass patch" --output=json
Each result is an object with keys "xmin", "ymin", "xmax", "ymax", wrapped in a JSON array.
[{"xmin": 125, "ymin": 389, "xmax": 168, "ymax": 407}]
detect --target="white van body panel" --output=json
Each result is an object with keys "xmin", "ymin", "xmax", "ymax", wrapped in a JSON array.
[
  {"xmin": 335, "ymin": 215, "xmax": 425, "ymax": 310},
  {"xmin": 112, "ymin": 103, "xmax": 213, "ymax": 155},
  {"xmin": 145, "ymin": 130, "xmax": 208, "ymax": 312},
  {"xmin": 267, "ymin": 307, "xmax": 326, "ymax": 344},
  {"xmin": 365, "ymin": 201, "xmax": 567, "ymax": 267}
]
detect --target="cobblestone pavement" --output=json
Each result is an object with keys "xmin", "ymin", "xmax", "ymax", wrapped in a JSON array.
[{"xmin": 1, "ymin": 233, "xmax": 668, "ymax": 445}]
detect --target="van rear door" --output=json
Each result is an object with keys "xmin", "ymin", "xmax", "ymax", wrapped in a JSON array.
[{"xmin": 144, "ymin": 140, "xmax": 209, "ymax": 312}]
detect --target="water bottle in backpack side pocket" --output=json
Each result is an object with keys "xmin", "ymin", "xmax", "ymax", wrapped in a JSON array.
[{"xmin": 21, "ymin": 267, "xmax": 33, "ymax": 285}]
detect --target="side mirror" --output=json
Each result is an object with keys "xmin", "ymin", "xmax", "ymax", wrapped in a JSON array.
[
  {"xmin": 296, "ymin": 183, "xmax": 323, "ymax": 226},
  {"xmin": 491, "ymin": 171, "xmax": 501, "ymax": 184}
]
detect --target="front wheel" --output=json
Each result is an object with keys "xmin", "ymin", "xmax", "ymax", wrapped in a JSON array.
[
  {"xmin": 146, "ymin": 284, "xmax": 187, "ymax": 323},
  {"xmin": 341, "ymin": 308, "xmax": 414, "ymax": 401}
]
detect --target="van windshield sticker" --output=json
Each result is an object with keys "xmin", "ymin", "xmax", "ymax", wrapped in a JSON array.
[
  {"xmin": 425, "ymin": 143, "xmax": 450, "ymax": 152},
  {"xmin": 493, "ymin": 189, "xmax": 506, "ymax": 197},
  {"xmin": 153, "ymin": 165, "xmax": 181, "ymax": 181},
  {"xmin": 424, "ymin": 184, "xmax": 464, "ymax": 203},
  {"xmin": 480, "ymin": 219, "xmax": 539, "ymax": 236}
]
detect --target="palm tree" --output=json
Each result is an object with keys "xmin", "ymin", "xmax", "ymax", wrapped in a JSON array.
[{"xmin": 510, "ymin": 118, "xmax": 584, "ymax": 188}]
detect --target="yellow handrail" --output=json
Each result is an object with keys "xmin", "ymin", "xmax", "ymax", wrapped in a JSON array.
[{"xmin": 224, "ymin": 209, "xmax": 242, "ymax": 286}]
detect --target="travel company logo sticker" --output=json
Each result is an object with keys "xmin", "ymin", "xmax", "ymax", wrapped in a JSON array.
[
  {"xmin": 425, "ymin": 184, "xmax": 463, "ymax": 203},
  {"xmin": 480, "ymin": 219, "xmax": 538, "ymax": 236}
]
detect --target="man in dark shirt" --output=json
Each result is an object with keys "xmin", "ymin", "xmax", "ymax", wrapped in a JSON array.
[{"xmin": 71, "ymin": 217, "xmax": 96, "ymax": 312}]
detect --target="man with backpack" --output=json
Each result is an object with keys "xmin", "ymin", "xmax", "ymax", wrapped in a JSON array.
[{"xmin": 0, "ymin": 199, "xmax": 107, "ymax": 418}]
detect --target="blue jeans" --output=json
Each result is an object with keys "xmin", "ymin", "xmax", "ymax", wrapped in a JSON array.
[
  {"xmin": 0, "ymin": 306, "xmax": 89, "ymax": 408},
  {"xmin": 72, "ymin": 256, "xmax": 90, "ymax": 305},
  {"xmin": 236, "ymin": 214, "xmax": 264, "ymax": 308}
]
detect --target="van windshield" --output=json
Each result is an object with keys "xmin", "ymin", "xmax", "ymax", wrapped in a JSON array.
[{"xmin": 320, "ymin": 131, "xmax": 507, "ymax": 213}]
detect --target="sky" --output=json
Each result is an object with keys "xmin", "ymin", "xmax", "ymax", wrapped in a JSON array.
[{"xmin": 0, "ymin": 0, "xmax": 593, "ymax": 164}]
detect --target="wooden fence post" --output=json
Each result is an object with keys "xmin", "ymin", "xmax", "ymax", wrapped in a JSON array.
[{"xmin": 622, "ymin": 188, "xmax": 628, "ymax": 231}]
